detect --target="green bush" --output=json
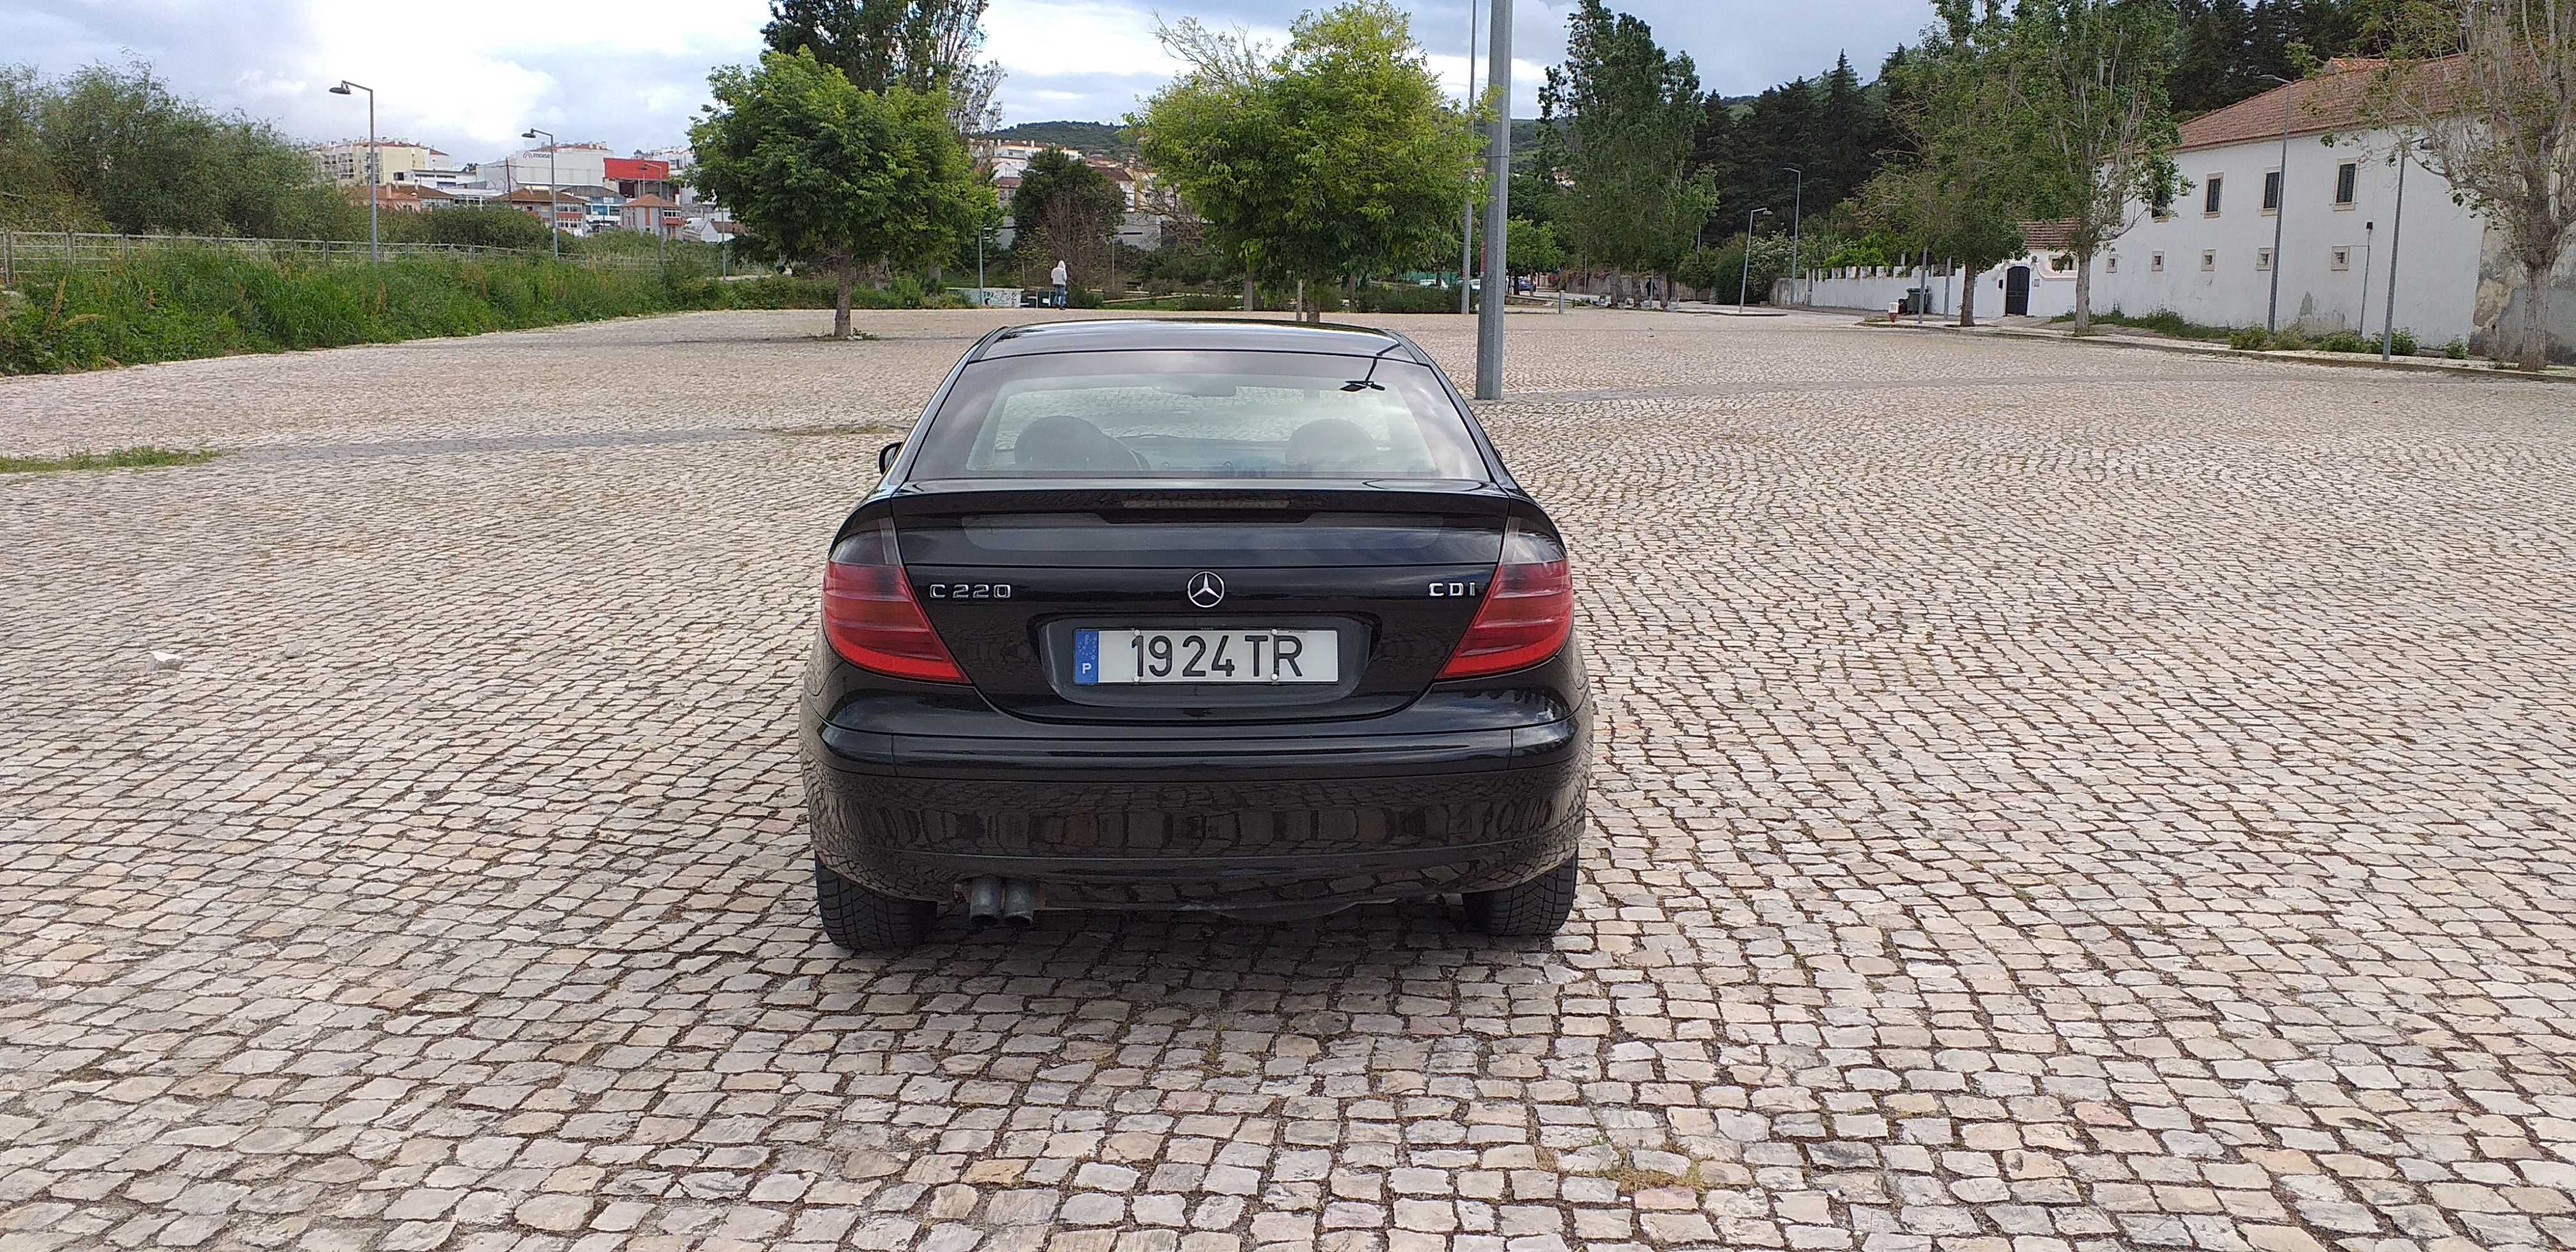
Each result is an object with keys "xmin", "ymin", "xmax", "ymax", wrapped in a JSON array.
[
  {"xmin": 1, "ymin": 246, "xmax": 815, "ymax": 373},
  {"xmin": 2444, "ymin": 336, "xmax": 2469, "ymax": 360},
  {"xmin": 2268, "ymin": 328, "xmax": 2310, "ymax": 351},
  {"xmin": 2228, "ymin": 327, "xmax": 2272, "ymax": 351},
  {"xmin": 1351, "ymin": 284, "xmax": 1462, "ymax": 314},
  {"xmin": 2317, "ymin": 330, "xmax": 2370, "ymax": 353},
  {"xmin": 2388, "ymin": 329, "xmax": 2418, "ymax": 356}
]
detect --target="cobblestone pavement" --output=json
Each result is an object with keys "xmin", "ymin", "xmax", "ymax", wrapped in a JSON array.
[{"xmin": 4, "ymin": 310, "xmax": 2573, "ymax": 1252}]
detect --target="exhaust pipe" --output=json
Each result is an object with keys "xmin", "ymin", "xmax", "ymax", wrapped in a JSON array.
[
  {"xmin": 1001, "ymin": 879, "xmax": 1040, "ymax": 929},
  {"xmin": 965, "ymin": 876, "xmax": 1006, "ymax": 929}
]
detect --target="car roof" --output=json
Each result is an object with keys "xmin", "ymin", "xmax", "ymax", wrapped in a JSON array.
[{"xmin": 973, "ymin": 318, "xmax": 1420, "ymax": 362}]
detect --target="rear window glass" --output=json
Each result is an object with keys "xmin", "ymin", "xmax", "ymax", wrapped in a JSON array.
[{"xmin": 907, "ymin": 349, "xmax": 1488, "ymax": 480}]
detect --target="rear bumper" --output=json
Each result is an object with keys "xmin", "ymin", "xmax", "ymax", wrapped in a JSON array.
[{"xmin": 802, "ymin": 717, "xmax": 1587, "ymax": 909}]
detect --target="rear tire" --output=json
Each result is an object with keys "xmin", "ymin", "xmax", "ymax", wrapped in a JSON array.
[
  {"xmin": 815, "ymin": 856, "xmax": 938, "ymax": 950},
  {"xmin": 1461, "ymin": 856, "xmax": 1578, "ymax": 937}
]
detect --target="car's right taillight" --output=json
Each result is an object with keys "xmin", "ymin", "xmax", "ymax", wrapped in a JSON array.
[
  {"xmin": 822, "ymin": 523, "xmax": 965, "ymax": 683},
  {"xmin": 1439, "ymin": 521, "xmax": 1574, "ymax": 679}
]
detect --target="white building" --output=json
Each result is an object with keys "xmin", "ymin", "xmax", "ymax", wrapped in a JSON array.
[
  {"xmin": 310, "ymin": 140, "xmax": 453, "ymax": 187},
  {"xmin": 2087, "ymin": 59, "xmax": 2488, "ymax": 347},
  {"xmin": 484, "ymin": 142, "xmax": 611, "ymax": 194},
  {"xmin": 1798, "ymin": 57, "xmax": 2572, "ymax": 358}
]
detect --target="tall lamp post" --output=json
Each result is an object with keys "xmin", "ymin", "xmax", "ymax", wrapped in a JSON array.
[
  {"xmin": 328, "ymin": 81, "xmax": 378, "ymax": 262},
  {"xmin": 1781, "ymin": 166, "xmax": 1803, "ymax": 305},
  {"xmin": 1472, "ymin": 0, "xmax": 1512, "ymax": 401},
  {"xmin": 2381, "ymin": 143, "xmax": 2409, "ymax": 361},
  {"xmin": 1738, "ymin": 207, "xmax": 1773, "ymax": 311},
  {"xmin": 2260, "ymin": 73, "xmax": 2294, "ymax": 332},
  {"xmin": 1458, "ymin": 0, "xmax": 1480, "ymax": 315},
  {"xmin": 521, "ymin": 128, "xmax": 559, "ymax": 259}
]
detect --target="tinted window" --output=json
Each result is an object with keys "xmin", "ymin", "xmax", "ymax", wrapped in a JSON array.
[{"xmin": 909, "ymin": 349, "xmax": 1488, "ymax": 480}]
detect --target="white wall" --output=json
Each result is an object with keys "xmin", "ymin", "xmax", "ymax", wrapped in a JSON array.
[
  {"xmin": 1795, "ymin": 256, "xmax": 2079, "ymax": 321},
  {"xmin": 2091, "ymin": 128, "xmax": 2482, "ymax": 342}
]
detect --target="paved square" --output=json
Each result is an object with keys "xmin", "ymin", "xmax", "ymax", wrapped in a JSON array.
[{"xmin": 3, "ymin": 309, "xmax": 2572, "ymax": 1252}]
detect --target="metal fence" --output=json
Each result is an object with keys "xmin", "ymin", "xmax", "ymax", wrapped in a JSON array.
[{"xmin": 0, "ymin": 231, "xmax": 670, "ymax": 284}]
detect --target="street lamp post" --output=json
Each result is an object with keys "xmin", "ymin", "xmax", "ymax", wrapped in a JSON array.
[
  {"xmin": 1781, "ymin": 166, "xmax": 1802, "ymax": 305},
  {"xmin": 2381, "ymin": 143, "xmax": 2409, "ymax": 360},
  {"xmin": 328, "ymin": 81, "xmax": 378, "ymax": 262},
  {"xmin": 1472, "ymin": 0, "xmax": 1512, "ymax": 401},
  {"xmin": 2260, "ymin": 73, "xmax": 2294, "ymax": 332},
  {"xmin": 1459, "ymin": 0, "xmax": 1480, "ymax": 315},
  {"xmin": 1739, "ymin": 207, "xmax": 1772, "ymax": 311},
  {"xmin": 521, "ymin": 128, "xmax": 559, "ymax": 259},
  {"xmin": 2357, "ymin": 220, "xmax": 2373, "ymax": 339}
]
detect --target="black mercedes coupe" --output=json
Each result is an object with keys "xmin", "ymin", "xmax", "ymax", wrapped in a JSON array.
[{"xmin": 800, "ymin": 319, "xmax": 1591, "ymax": 947}]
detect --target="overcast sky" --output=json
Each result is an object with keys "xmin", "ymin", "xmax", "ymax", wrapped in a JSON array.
[{"xmin": 4, "ymin": 1, "xmax": 1935, "ymax": 164}]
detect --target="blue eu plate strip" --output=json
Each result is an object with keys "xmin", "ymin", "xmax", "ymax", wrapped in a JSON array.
[{"xmin": 1073, "ymin": 629, "xmax": 1099, "ymax": 685}]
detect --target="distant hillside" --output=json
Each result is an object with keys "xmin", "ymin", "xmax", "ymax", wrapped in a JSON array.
[{"xmin": 981, "ymin": 120, "xmax": 1132, "ymax": 158}]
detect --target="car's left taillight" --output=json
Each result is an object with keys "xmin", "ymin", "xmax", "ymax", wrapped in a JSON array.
[{"xmin": 822, "ymin": 522, "xmax": 965, "ymax": 683}]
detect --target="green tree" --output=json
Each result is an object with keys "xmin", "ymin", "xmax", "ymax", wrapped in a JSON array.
[
  {"xmin": 1541, "ymin": 0, "xmax": 1715, "ymax": 307},
  {"xmin": 1988, "ymin": 0, "xmax": 2182, "ymax": 333},
  {"xmin": 1860, "ymin": 3, "xmax": 2033, "ymax": 325},
  {"xmin": 1134, "ymin": 2, "xmax": 1475, "ymax": 322},
  {"xmin": 1505, "ymin": 217, "xmax": 1568, "ymax": 277},
  {"xmin": 1012, "ymin": 148, "xmax": 1123, "ymax": 288},
  {"xmin": 2365, "ymin": 0, "xmax": 2575, "ymax": 369},
  {"xmin": 691, "ymin": 50, "xmax": 990, "ymax": 337},
  {"xmin": 763, "ymin": 0, "xmax": 1003, "ymax": 132}
]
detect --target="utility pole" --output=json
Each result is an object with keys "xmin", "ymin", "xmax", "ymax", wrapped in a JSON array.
[
  {"xmin": 2357, "ymin": 220, "xmax": 2373, "ymax": 340},
  {"xmin": 2381, "ymin": 145, "xmax": 2407, "ymax": 361},
  {"xmin": 523, "ymin": 128, "xmax": 559, "ymax": 259},
  {"xmin": 1472, "ymin": 0, "xmax": 1512, "ymax": 401},
  {"xmin": 1781, "ymin": 166, "xmax": 1802, "ymax": 305},
  {"xmin": 2261, "ymin": 73, "xmax": 2293, "ymax": 332},
  {"xmin": 1738, "ymin": 208, "xmax": 1772, "ymax": 310},
  {"xmin": 328, "ymin": 81, "xmax": 378, "ymax": 262},
  {"xmin": 1459, "ymin": 0, "xmax": 1480, "ymax": 315}
]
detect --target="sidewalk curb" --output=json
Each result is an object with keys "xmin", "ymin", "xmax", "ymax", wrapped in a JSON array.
[{"xmin": 1858, "ymin": 317, "xmax": 2576, "ymax": 385}]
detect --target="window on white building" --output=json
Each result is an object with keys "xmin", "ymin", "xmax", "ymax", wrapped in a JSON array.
[
  {"xmin": 2256, "ymin": 248, "xmax": 2273, "ymax": 271},
  {"xmin": 2050, "ymin": 254, "xmax": 2073, "ymax": 273},
  {"xmin": 2331, "ymin": 247, "xmax": 2350, "ymax": 271},
  {"xmin": 2262, "ymin": 170, "xmax": 2281, "ymax": 213},
  {"xmin": 2204, "ymin": 175, "xmax": 2224, "ymax": 215},
  {"xmin": 2200, "ymin": 250, "xmax": 2217, "ymax": 271},
  {"xmin": 2106, "ymin": 254, "xmax": 2119, "ymax": 273},
  {"xmin": 2152, "ymin": 252, "xmax": 2165, "ymax": 273},
  {"xmin": 2334, "ymin": 162, "xmax": 2358, "ymax": 206}
]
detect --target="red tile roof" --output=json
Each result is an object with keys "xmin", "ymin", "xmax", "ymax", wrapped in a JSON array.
[
  {"xmin": 2177, "ymin": 56, "xmax": 2464, "ymax": 151},
  {"xmin": 2020, "ymin": 220, "xmax": 2078, "ymax": 252}
]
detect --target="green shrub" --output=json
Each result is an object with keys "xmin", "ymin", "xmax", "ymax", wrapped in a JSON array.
[
  {"xmin": 1352, "ymin": 284, "xmax": 1462, "ymax": 315},
  {"xmin": 2388, "ymin": 329, "xmax": 2418, "ymax": 356},
  {"xmin": 3, "ymin": 247, "xmax": 736, "ymax": 373},
  {"xmin": 2228, "ymin": 327, "xmax": 2271, "ymax": 351},
  {"xmin": 2444, "ymin": 336, "xmax": 2469, "ymax": 359},
  {"xmin": 2268, "ymin": 328, "xmax": 2310, "ymax": 351},
  {"xmin": 2318, "ymin": 330, "xmax": 2370, "ymax": 353}
]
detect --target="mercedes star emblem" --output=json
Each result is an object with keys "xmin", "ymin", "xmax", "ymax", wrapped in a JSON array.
[{"xmin": 1186, "ymin": 572, "xmax": 1226, "ymax": 609}]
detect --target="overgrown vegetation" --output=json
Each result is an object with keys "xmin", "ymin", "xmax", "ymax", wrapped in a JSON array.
[
  {"xmin": 2053, "ymin": 308, "xmax": 2235, "ymax": 340},
  {"xmin": 0, "ymin": 248, "xmax": 845, "ymax": 374},
  {"xmin": 0, "ymin": 446, "xmax": 220, "ymax": 474}
]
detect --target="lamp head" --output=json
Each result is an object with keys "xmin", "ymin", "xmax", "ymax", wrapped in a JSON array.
[
  {"xmin": 330, "ymin": 84, "xmax": 352, "ymax": 95},
  {"xmin": 521, "ymin": 129, "xmax": 539, "ymax": 140}
]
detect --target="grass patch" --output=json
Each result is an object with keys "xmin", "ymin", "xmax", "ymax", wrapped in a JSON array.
[
  {"xmin": 0, "ymin": 446, "xmax": 220, "ymax": 474},
  {"xmin": 2051, "ymin": 308, "xmax": 2236, "ymax": 342}
]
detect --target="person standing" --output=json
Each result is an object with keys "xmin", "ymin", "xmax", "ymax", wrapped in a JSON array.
[{"xmin": 1050, "ymin": 259, "xmax": 1070, "ymax": 309}]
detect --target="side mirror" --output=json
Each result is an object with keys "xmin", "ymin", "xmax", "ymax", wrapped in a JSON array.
[{"xmin": 878, "ymin": 441, "xmax": 903, "ymax": 473}]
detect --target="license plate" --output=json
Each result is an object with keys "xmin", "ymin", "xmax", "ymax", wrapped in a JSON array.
[{"xmin": 1075, "ymin": 629, "xmax": 1338, "ymax": 685}]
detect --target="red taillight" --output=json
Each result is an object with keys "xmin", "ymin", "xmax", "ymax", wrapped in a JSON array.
[
  {"xmin": 822, "ymin": 523, "xmax": 965, "ymax": 683},
  {"xmin": 1439, "ymin": 522, "xmax": 1574, "ymax": 679}
]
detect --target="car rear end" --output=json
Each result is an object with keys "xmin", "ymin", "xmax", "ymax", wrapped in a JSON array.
[{"xmin": 800, "ymin": 323, "xmax": 1590, "ymax": 941}]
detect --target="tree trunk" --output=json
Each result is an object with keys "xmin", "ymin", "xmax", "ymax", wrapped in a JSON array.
[
  {"xmin": 1243, "ymin": 266, "xmax": 1257, "ymax": 313},
  {"xmin": 1959, "ymin": 264, "xmax": 1978, "ymax": 327},
  {"xmin": 2071, "ymin": 253, "xmax": 2093, "ymax": 333},
  {"xmin": 2518, "ymin": 257, "xmax": 2549, "ymax": 371},
  {"xmin": 834, "ymin": 261, "xmax": 855, "ymax": 339},
  {"xmin": 1659, "ymin": 271, "xmax": 1672, "ymax": 311}
]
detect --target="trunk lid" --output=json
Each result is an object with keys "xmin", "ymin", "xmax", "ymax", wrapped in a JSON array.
[{"xmin": 891, "ymin": 480, "xmax": 1506, "ymax": 724}]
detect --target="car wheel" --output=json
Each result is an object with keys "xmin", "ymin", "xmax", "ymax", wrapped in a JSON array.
[
  {"xmin": 815, "ymin": 856, "xmax": 938, "ymax": 950},
  {"xmin": 1461, "ymin": 856, "xmax": 1578, "ymax": 937}
]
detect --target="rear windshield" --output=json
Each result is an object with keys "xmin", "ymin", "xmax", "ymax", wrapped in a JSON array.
[{"xmin": 906, "ymin": 349, "xmax": 1489, "ymax": 480}]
